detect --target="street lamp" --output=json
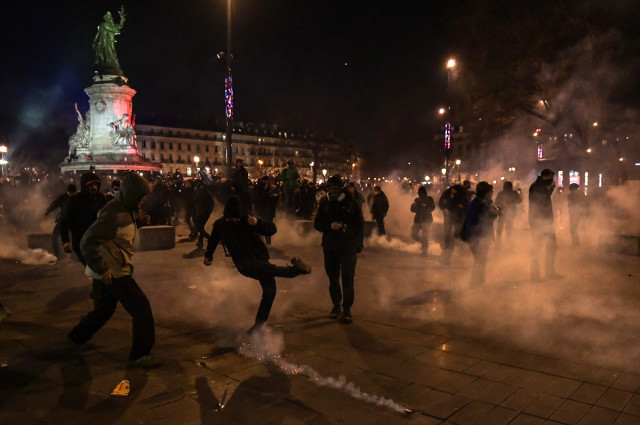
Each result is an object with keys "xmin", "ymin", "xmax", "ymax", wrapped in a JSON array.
[
  {"xmin": 194, "ymin": 155, "xmax": 200, "ymax": 172},
  {"xmin": 322, "ymin": 169, "xmax": 327, "ymax": 181},
  {"xmin": 443, "ymin": 57, "xmax": 456, "ymax": 187},
  {"xmin": 0, "ymin": 145, "xmax": 7, "ymax": 177}
]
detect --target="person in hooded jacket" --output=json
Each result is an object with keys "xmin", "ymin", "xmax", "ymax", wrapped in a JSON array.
[
  {"xmin": 193, "ymin": 181, "xmax": 214, "ymax": 248},
  {"xmin": 438, "ymin": 183, "xmax": 468, "ymax": 264},
  {"xmin": 369, "ymin": 185, "xmax": 389, "ymax": 236},
  {"xmin": 60, "ymin": 172, "xmax": 108, "ymax": 265},
  {"xmin": 528, "ymin": 168, "xmax": 560, "ymax": 279},
  {"xmin": 462, "ymin": 182, "xmax": 501, "ymax": 287},
  {"xmin": 494, "ymin": 181, "xmax": 522, "ymax": 243},
  {"xmin": 253, "ymin": 176, "xmax": 279, "ymax": 245},
  {"xmin": 411, "ymin": 186, "xmax": 435, "ymax": 256},
  {"xmin": 204, "ymin": 196, "xmax": 311, "ymax": 333},
  {"xmin": 68, "ymin": 172, "xmax": 158, "ymax": 368},
  {"xmin": 314, "ymin": 174, "xmax": 364, "ymax": 323},
  {"xmin": 45, "ymin": 183, "xmax": 77, "ymax": 258}
]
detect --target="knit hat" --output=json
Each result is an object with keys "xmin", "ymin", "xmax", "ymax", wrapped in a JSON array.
[
  {"xmin": 326, "ymin": 174, "xmax": 343, "ymax": 188},
  {"xmin": 475, "ymin": 181, "xmax": 493, "ymax": 198},
  {"xmin": 223, "ymin": 196, "xmax": 243, "ymax": 218}
]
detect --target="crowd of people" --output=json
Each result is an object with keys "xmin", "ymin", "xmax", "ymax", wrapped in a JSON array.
[{"xmin": 0, "ymin": 161, "xmax": 600, "ymax": 366}]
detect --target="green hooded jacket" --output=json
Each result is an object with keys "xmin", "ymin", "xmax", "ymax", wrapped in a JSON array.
[{"xmin": 80, "ymin": 173, "xmax": 150, "ymax": 279}]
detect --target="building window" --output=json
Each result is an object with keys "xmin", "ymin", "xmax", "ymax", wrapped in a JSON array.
[
  {"xmin": 178, "ymin": 143, "xmax": 182, "ymax": 150},
  {"xmin": 141, "ymin": 140, "xmax": 146, "ymax": 148},
  {"xmin": 169, "ymin": 142, "xmax": 174, "ymax": 150},
  {"xmin": 187, "ymin": 144, "xmax": 191, "ymax": 151},
  {"xmin": 142, "ymin": 152, "xmax": 146, "ymax": 159},
  {"xmin": 151, "ymin": 141, "xmax": 156, "ymax": 149},
  {"xmin": 160, "ymin": 154, "xmax": 165, "ymax": 161},
  {"xmin": 196, "ymin": 144, "xmax": 200, "ymax": 152},
  {"xmin": 178, "ymin": 155, "xmax": 182, "ymax": 162},
  {"xmin": 169, "ymin": 154, "xmax": 174, "ymax": 162},
  {"xmin": 151, "ymin": 153, "xmax": 156, "ymax": 161},
  {"xmin": 215, "ymin": 146, "xmax": 218, "ymax": 153},
  {"xmin": 206, "ymin": 145, "xmax": 210, "ymax": 153},
  {"xmin": 159, "ymin": 141, "xmax": 165, "ymax": 149}
]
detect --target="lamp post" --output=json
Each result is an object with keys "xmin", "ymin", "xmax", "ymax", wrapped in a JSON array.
[
  {"xmin": 322, "ymin": 168, "xmax": 327, "ymax": 182},
  {"xmin": 224, "ymin": 0, "xmax": 234, "ymax": 179},
  {"xmin": 194, "ymin": 155, "xmax": 200, "ymax": 172},
  {"xmin": 443, "ymin": 57, "xmax": 456, "ymax": 187}
]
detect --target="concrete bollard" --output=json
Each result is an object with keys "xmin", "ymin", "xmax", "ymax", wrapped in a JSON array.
[{"xmin": 135, "ymin": 225, "xmax": 176, "ymax": 252}]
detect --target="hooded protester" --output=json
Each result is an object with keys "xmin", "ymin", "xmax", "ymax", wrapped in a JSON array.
[
  {"xmin": 45, "ymin": 183, "xmax": 77, "ymax": 258},
  {"xmin": 314, "ymin": 174, "xmax": 364, "ymax": 323},
  {"xmin": 410, "ymin": 186, "xmax": 436, "ymax": 256},
  {"xmin": 369, "ymin": 185, "xmax": 389, "ymax": 236},
  {"xmin": 60, "ymin": 172, "xmax": 108, "ymax": 265},
  {"xmin": 68, "ymin": 172, "xmax": 158, "ymax": 368},
  {"xmin": 438, "ymin": 183, "xmax": 468, "ymax": 264},
  {"xmin": 462, "ymin": 181, "xmax": 501, "ymax": 287},
  {"xmin": 528, "ymin": 168, "xmax": 561, "ymax": 279},
  {"xmin": 204, "ymin": 196, "xmax": 311, "ymax": 333},
  {"xmin": 253, "ymin": 176, "xmax": 280, "ymax": 245},
  {"xmin": 494, "ymin": 181, "xmax": 522, "ymax": 243}
]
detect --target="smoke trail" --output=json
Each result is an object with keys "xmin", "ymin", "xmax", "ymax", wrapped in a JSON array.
[
  {"xmin": 236, "ymin": 329, "xmax": 409, "ymax": 414},
  {"xmin": 0, "ymin": 245, "xmax": 57, "ymax": 265}
]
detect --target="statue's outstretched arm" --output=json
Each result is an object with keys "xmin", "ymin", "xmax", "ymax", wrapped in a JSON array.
[{"xmin": 118, "ymin": 6, "xmax": 126, "ymax": 29}]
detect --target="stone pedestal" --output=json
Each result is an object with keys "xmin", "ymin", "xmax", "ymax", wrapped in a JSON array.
[
  {"xmin": 135, "ymin": 226, "xmax": 176, "ymax": 252},
  {"xmin": 60, "ymin": 75, "xmax": 161, "ymax": 174}
]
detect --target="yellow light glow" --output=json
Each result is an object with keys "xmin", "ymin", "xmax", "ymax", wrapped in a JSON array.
[{"xmin": 447, "ymin": 58, "xmax": 456, "ymax": 69}]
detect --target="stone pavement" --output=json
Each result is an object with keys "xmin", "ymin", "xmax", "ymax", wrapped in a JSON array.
[{"xmin": 1, "ymin": 224, "xmax": 640, "ymax": 425}]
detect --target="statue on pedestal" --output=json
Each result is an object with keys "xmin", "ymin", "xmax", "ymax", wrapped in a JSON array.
[
  {"xmin": 93, "ymin": 6, "xmax": 126, "ymax": 76},
  {"xmin": 68, "ymin": 103, "xmax": 91, "ymax": 162},
  {"xmin": 109, "ymin": 113, "xmax": 136, "ymax": 148}
]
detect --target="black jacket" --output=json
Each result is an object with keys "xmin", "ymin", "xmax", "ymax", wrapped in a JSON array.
[
  {"xmin": 60, "ymin": 173, "xmax": 107, "ymax": 261},
  {"xmin": 411, "ymin": 195, "xmax": 435, "ymax": 224},
  {"xmin": 205, "ymin": 216, "xmax": 276, "ymax": 273},
  {"xmin": 45, "ymin": 193, "xmax": 73, "ymax": 223},
  {"xmin": 438, "ymin": 185, "xmax": 468, "ymax": 222},
  {"xmin": 528, "ymin": 177, "xmax": 555, "ymax": 224},
  {"xmin": 370, "ymin": 191, "xmax": 389, "ymax": 218},
  {"xmin": 314, "ymin": 193, "xmax": 364, "ymax": 253}
]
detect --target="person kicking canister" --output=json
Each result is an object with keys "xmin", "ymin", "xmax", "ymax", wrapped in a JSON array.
[{"xmin": 204, "ymin": 196, "xmax": 311, "ymax": 333}]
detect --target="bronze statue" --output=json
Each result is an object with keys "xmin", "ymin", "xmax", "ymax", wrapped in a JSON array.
[{"xmin": 93, "ymin": 6, "xmax": 126, "ymax": 76}]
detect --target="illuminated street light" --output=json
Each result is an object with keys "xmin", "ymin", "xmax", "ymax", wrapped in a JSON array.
[
  {"xmin": 0, "ymin": 145, "xmax": 7, "ymax": 153},
  {"xmin": 586, "ymin": 148, "xmax": 592, "ymax": 153},
  {"xmin": 438, "ymin": 107, "xmax": 446, "ymax": 115},
  {"xmin": 447, "ymin": 58, "xmax": 456, "ymax": 69},
  {"xmin": 619, "ymin": 157, "xmax": 624, "ymax": 162},
  {"xmin": 455, "ymin": 159, "xmax": 461, "ymax": 166},
  {"xmin": 322, "ymin": 169, "xmax": 327, "ymax": 178},
  {"xmin": 593, "ymin": 122, "xmax": 598, "ymax": 127},
  {"xmin": 194, "ymin": 155, "xmax": 200, "ymax": 171},
  {"xmin": 257, "ymin": 159, "xmax": 264, "ymax": 166}
]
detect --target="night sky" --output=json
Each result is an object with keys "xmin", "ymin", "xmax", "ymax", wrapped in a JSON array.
[{"xmin": 1, "ymin": 1, "xmax": 638, "ymax": 173}]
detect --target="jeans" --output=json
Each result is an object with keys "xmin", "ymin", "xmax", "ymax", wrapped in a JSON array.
[
  {"xmin": 323, "ymin": 249, "xmax": 358, "ymax": 310},
  {"xmin": 68, "ymin": 276, "xmax": 155, "ymax": 361},
  {"xmin": 238, "ymin": 261, "xmax": 302, "ymax": 323}
]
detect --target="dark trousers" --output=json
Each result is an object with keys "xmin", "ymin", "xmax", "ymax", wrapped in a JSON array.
[
  {"xmin": 530, "ymin": 220, "xmax": 557, "ymax": 276},
  {"xmin": 373, "ymin": 215, "xmax": 386, "ymax": 235},
  {"xmin": 194, "ymin": 211, "xmax": 212, "ymax": 244},
  {"xmin": 68, "ymin": 276, "xmax": 155, "ymax": 361},
  {"xmin": 469, "ymin": 237, "xmax": 491, "ymax": 287},
  {"xmin": 239, "ymin": 261, "xmax": 301, "ymax": 323},
  {"xmin": 324, "ymin": 249, "xmax": 357, "ymax": 310}
]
